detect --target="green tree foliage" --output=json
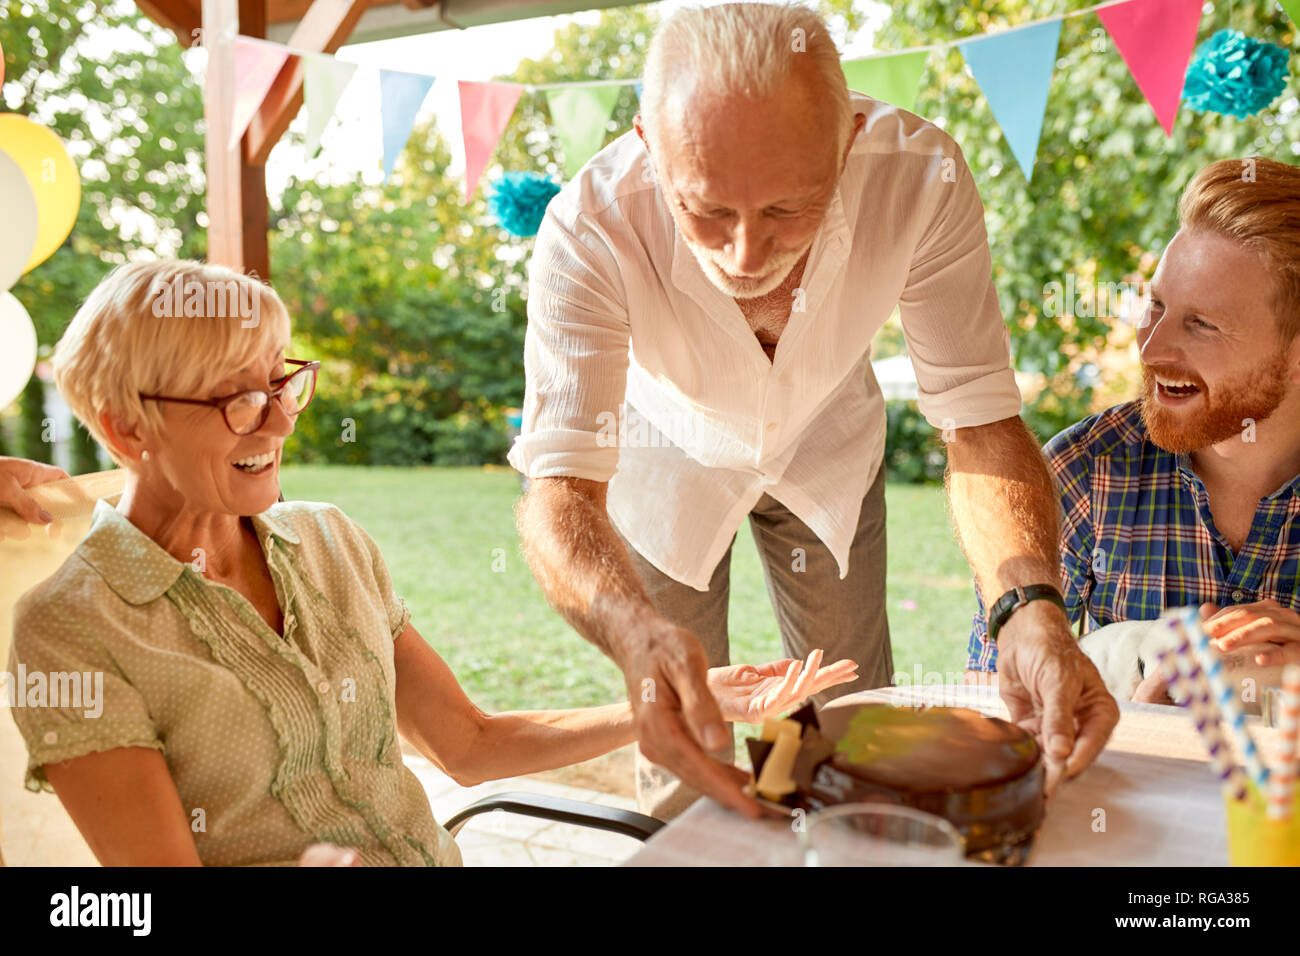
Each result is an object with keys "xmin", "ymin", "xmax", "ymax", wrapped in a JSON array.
[
  {"xmin": 1, "ymin": 0, "xmax": 207, "ymax": 470},
  {"xmin": 875, "ymin": 0, "xmax": 1300, "ymax": 441}
]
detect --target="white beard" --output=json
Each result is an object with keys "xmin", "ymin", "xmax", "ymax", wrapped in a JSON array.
[{"xmin": 683, "ymin": 235, "xmax": 813, "ymax": 299}]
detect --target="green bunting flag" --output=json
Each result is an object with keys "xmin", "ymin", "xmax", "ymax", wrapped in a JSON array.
[
  {"xmin": 841, "ymin": 51, "xmax": 931, "ymax": 112},
  {"xmin": 546, "ymin": 85, "xmax": 622, "ymax": 176},
  {"xmin": 302, "ymin": 53, "xmax": 358, "ymax": 157}
]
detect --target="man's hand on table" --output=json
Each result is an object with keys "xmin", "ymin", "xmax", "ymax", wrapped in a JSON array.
[
  {"xmin": 994, "ymin": 600, "xmax": 1119, "ymax": 795},
  {"xmin": 621, "ymin": 617, "xmax": 763, "ymax": 819},
  {"xmin": 0, "ymin": 456, "xmax": 69, "ymax": 524},
  {"xmin": 1200, "ymin": 599, "xmax": 1300, "ymax": 668}
]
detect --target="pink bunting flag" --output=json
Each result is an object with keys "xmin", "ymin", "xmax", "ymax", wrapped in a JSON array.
[
  {"xmin": 1097, "ymin": 0, "xmax": 1204, "ymax": 136},
  {"xmin": 229, "ymin": 37, "xmax": 292, "ymax": 149},
  {"xmin": 458, "ymin": 81, "xmax": 523, "ymax": 202}
]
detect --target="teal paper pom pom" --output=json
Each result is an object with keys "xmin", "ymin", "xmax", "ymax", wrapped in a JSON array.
[
  {"xmin": 1183, "ymin": 29, "xmax": 1290, "ymax": 119},
  {"xmin": 487, "ymin": 171, "xmax": 562, "ymax": 237}
]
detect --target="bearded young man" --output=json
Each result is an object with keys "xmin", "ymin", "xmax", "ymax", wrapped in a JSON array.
[{"xmin": 969, "ymin": 157, "xmax": 1300, "ymax": 703}]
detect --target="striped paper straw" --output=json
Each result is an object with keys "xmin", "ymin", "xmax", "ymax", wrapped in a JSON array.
[
  {"xmin": 1184, "ymin": 609, "xmax": 1270, "ymax": 791},
  {"xmin": 1268, "ymin": 664, "xmax": 1300, "ymax": 820},
  {"xmin": 1155, "ymin": 624, "xmax": 1247, "ymax": 801}
]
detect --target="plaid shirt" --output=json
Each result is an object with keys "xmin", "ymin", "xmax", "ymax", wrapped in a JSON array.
[{"xmin": 967, "ymin": 401, "xmax": 1300, "ymax": 671}]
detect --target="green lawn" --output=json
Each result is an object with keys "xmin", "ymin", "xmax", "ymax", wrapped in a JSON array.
[{"xmin": 279, "ymin": 465, "xmax": 978, "ymax": 714}]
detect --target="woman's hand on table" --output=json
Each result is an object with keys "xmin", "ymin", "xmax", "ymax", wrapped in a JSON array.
[
  {"xmin": 706, "ymin": 649, "xmax": 858, "ymax": 724},
  {"xmin": 1200, "ymin": 600, "xmax": 1300, "ymax": 667},
  {"xmin": 0, "ymin": 456, "xmax": 69, "ymax": 524}
]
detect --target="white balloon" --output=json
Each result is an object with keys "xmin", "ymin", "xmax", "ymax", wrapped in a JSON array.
[
  {"xmin": 0, "ymin": 292, "xmax": 38, "ymax": 411},
  {"xmin": 0, "ymin": 150, "xmax": 38, "ymax": 294}
]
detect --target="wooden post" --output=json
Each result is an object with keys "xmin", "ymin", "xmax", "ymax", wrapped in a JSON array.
[
  {"xmin": 201, "ymin": 0, "xmax": 270, "ymax": 278},
  {"xmin": 202, "ymin": 0, "xmax": 368, "ymax": 279}
]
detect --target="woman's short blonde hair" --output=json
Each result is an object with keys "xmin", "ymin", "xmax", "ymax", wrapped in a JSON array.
[
  {"xmin": 640, "ymin": 2, "xmax": 853, "ymax": 158},
  {"xmin": 53, "ymin": 259, "xmax": 291, "ymax": 466},
  {"xmin": 1178, "ymin": 157, "xmax": 1300, "ymax": 341}
]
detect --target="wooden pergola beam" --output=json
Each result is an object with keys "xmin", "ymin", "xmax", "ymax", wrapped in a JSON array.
[
  {"xmin": 134, "ymin": 0, "xmax": 200, "ymax": 44},
  {"xmin": 245, "ymin": 0, "xmax": 371, "ymax": 166}
]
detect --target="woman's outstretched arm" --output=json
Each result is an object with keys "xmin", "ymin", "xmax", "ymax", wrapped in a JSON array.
[
  {"xmin": 393, "ymin": 624, "xmax": 859, "ymax": 786},
  {"xmin": 393, "ymin": 623, "xmax": 635, "ymax": 787}
]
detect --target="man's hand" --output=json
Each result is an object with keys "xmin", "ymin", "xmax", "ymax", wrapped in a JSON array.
[
  {"xmin": 0, "ymin": 456, "xmax": 68, "ymax": 524},
  {"xmin": 994, "ymin": 600, "xmax": 1119, "ymax": 795},
  {"xmin": 622, "ymin": 618, "xmax": 762, "ymax": 819},
  {"xmin": 1200, "ymin": 599, "xmax": 1300, "ymax": 667}
]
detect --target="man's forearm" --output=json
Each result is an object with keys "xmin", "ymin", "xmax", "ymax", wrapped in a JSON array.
[
  {"xmin": 515, "ymin": 476, "xmax": 659, "ymax": 663},
  {"xmin": 945, "ymin": 416, "xmax": 1060, "ymax": 606}
]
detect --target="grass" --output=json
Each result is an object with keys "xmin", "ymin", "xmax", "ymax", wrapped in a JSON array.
[{"xmin": 278, "ymin": 465, "xmax": 978, "ymax": 716}]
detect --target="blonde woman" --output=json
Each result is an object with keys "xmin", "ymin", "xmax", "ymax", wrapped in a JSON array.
[{"xmin": 7, "ymin": 260, "xmax": 856, "ymax": 866}]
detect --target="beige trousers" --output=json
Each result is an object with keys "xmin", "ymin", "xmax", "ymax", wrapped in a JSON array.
[{"xmin": 615, "ymin": 467, "xmax": 893, "ymax": 821}]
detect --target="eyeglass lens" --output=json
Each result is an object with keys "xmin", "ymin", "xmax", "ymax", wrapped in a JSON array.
[{"xmin": 224, "ymin": 366, "xmax": 317, "ymax": 435}]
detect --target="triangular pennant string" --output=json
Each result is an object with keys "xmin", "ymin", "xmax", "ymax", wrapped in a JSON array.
[
  {"xmin": 459, "ymin": 81, "xmax": 523, "ymax": 201},
  {"xmin": 303, "ymin": 53, "xmax": 358, "ymax": 157},
  {"xmin": 380, "ymin": 69, "xmax": 436, "ymax": 183},
  {"xmin": 1097, "ymin": 0, "xmax": 1205, "ymax": 136},
  {"xmin": 229, "ymin": 37, "xmax": 292, "ymax": 149},
  {"xmin": 841, "ymin": 51, "xmax": 931, "ymax": 112},
  {"xmin": 546, "ymin": 84, "xmax": 622, "ymax": 176},
  {"xmin": 959, "ymin": 20, "xmax": 1063, "ymax": 181}
]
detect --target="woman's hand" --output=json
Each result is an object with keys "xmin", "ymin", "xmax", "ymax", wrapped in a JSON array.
[
  {"xmin": 0, "ymin": 456, "xmax": 68, "ymax": 524},
  {"xmin": 706, "ymin": 649, "xmax": 858, "ymax": 724},
  {"xmin": 299, "ymin": 843, "xmax": 361, "ymax": 866}
]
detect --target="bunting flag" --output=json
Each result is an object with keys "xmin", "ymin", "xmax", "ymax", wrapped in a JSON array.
[
  {"xmin": 229, "ymin": 38, "xmax": 292, "ymax": 149},
  {"xmin": 380, "ymin": 69, "xmax": 436, "ymax": 182},
  {"xmin": 1098, "ymin": 0, "xmax": 1204, "ymax": 136},
  {"xmin": 634, "ymin": 80, "xmax": 643, "ymax": 101},
  {"xmin": 546, "ymin": 85, "xmax": 622, "ymax": 175},
  {"xmin": 303, "ymin": 53, "xmax": 358, "ymax": 157},
  {"xmin": 959, "ymin": 20, "xmax": 1062, "ymax": 181},
  {"xmin": 841, "ymin": 51, "xmax": 930, "ymax": 112},
  {"xmin": 459, "ymin": 81, "xmax": 523, "ymax": 201}
]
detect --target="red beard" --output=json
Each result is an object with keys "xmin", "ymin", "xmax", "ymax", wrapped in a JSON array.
[{"xmin": 1139, "ymin": 359, "xmax": 1289, "ymax": 454}]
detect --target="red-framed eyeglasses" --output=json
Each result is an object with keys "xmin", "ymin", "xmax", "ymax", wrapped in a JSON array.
[{"xmin": 139, "ymin": 359, "xmax": 320, "ymax": 437}]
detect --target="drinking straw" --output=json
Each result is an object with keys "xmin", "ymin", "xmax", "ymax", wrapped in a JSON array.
[
  {"xmin": 1155, "ymin": 624, "xmax": 1248, "ymax": 801},
  {"xmin": 1267, "ymin": 664, "xmax": 1300, "ymax": 821},
  {"xmin": 1184, "ymin": 609, "xmax": 1270, "ymax": 791}
]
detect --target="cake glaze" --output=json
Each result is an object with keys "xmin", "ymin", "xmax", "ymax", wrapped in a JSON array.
[{"xmin": 792, "ymin": 703, "xmax": 1046, "ymax": 864}]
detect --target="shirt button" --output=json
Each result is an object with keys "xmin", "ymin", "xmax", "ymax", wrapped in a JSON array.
[
  {"xmin": 765, "ymin": 422, "xmax": 777, "ymax": 432},
  {"xmin": 317, "ymin": 680, "xmax": 330, "ymax": 694},
  {"xmin": 1231, "ymin": 589, "xmax": 1245, "ymax": 603},
  {"xmin": 43, "ymin": 731, "xmax": 58, "ymax": 745}
]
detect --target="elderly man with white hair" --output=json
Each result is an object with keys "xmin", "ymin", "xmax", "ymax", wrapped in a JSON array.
[{"xmin": 511, "ymin": 1, "xmax": 1119, "ymax": 820}]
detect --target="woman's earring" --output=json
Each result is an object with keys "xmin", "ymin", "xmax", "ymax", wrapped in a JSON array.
[{"xmin": 141, "ymin": 450, "xmax": 150, "ymax": 462}]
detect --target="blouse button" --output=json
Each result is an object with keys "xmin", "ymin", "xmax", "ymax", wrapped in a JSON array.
[
  {"xmin": 317, "ymin": 680, "xmax": 330, "ymax": 694},
  {"xmin": 43, "ymin": 731, "xmax": 58, "ymax": 745}
]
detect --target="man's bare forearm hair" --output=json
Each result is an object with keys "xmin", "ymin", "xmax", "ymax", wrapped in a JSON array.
[
  {"xmin": 944, "ymin": 416, "xmax": 1061, "ymax": 606},
  {"xmin": 515, "ymin": 476, "xmax": 659, "ymax": 662}
]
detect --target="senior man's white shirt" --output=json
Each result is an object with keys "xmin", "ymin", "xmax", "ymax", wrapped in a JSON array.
[{"xmin": 508, "ymin": 92, "xmax": 1022, "ymax": 591}]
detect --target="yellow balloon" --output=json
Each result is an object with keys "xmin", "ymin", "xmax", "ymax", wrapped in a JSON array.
[{"xmin": 0, "ymin": 114, "xmax": 81, "ymax": 274}]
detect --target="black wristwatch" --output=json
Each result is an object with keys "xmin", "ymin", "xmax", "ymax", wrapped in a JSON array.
[{"xmin": 987, "ymin": 584, "xmax": 1066, "ymax": 643}]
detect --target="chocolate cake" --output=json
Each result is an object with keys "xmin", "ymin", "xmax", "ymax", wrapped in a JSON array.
[{"xmin": 747, "ymin": 702, "xmax": 1046, "ymax": 865}]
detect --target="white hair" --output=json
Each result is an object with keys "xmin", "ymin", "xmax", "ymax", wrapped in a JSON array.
[
  {"xmin": 640, "ymin": 2, "xmax": 852, "ymax": 157},
  {"xmin": 53, "ymin": 259, "xmax": 291, "ymax": 467}
]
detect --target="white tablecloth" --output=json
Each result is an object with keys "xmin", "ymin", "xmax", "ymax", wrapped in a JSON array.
[{"xmin": 625, "ymin": 683, "xmax": 1286, "ymax": 866}]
